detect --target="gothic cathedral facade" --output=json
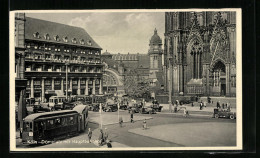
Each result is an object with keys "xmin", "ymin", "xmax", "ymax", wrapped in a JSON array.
[{"xmin": 163, "ymin": 12, "xmax": 236, "ymax": 97}]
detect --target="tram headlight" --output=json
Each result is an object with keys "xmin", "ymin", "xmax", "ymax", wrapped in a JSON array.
[{"xmin": 29, "ymin": 132, "xmax": 33, "ymax": 137}]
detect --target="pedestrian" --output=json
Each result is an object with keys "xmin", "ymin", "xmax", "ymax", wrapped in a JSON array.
[
  {"xmin": 98, "ymin": 129, "xmax": 104, "ymax": 146},
  {"xmin": 119, "ymin": 116, "xmax": 123, "ymax": 127},
  {"xmin": 227, "ymin": 102, "xmax": 231, "ymax": 111},
  {"xmin": 199, "ymin": 101, "xmax": 203, "ymax": 110},
  {"xmin": 204, "ymin": 101, "xmax": 207, "ymax": 108},
  {"xmin": 174, "ymin": 104, "xmax": 178, "ymax": 113},
  {"xmin": 183, "ymin": 108, "xmax": 189, "ymax": 117},
  {"xmin": 222, "ymin": 103, "xmax": 225, "ymax": 109},
  {"xmin": 104, "ymin": 128, "xmax": 108, "ymax": 143},
  {"xmin": 216, "ymin": 101, "xmax": 220, "ymax": 109},
  {"xmin": 87, "ymin": 128, "xmax": 92, "ymax": 143},
  {"xmin": 143, "ymin": 119, "xmax": 147, "ymax": 130},
  {"xmin": 130, "ymin": 110, "xmax": 134, "ymax": 123},
  {"xmin": 191, "ymin": 102, "xmax": 194, "ymax": 107}
]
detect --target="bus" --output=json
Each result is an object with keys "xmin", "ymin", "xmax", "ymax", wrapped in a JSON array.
[
  {"xmin": 48, "ymin": 96, "xmax": 66, "ymax": 110},
  {"xmin": 21, "ymin": 106, "xmax": 88, "ymax": 144}
]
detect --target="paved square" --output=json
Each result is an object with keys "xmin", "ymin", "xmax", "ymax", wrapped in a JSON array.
[
  {"xmin": 89, "ymin": 111, "xmax": 153, "ymax": 125},
  {"xmin": 128, "ymin": 122, "xmax": 236, "ymax": 147}
]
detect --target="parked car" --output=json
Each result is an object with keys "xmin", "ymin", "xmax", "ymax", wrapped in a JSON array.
[
  {"xmin": 213, "ymin": 108, "xmax": 236, "ymax": 119},
  {"xmin": 119, "ymin": 104, "xmax": 128, "ymax": 110},
  {"xmin": 128, "ymin": 103, "xmax": 142, "ymax": 113},
  {"xmin": 63, "ymin": 101, "xmax": 76, "ymax": 110},
  {"xmin": 150, "ymin": 104, "xmax": 163, "ymax": 112},
  {"xmin": 179, "ymin": 99, "xmax": 193, "ymax": 105},
  {"xmin": 33, "ymin": 103, "xmax": 51, "ymax": 113},
  {"xmin": 139, "ymin": 106, "xmax": 156, "ymax": 114},
  {"xmin": 103, "ymin": 104, "xmax": 118, "ymax": 112}
]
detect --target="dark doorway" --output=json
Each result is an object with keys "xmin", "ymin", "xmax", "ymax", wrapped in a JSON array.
[{"xmin": 221, "ymin": 84, "xmax": 226, "ymax": 96}]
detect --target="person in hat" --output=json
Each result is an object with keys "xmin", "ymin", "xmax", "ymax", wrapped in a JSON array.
[
  {"xmin": 87, "ymin": 128, "xmax": 92, "ymax": 143},
  {"xmin": 98, "ymin": 129, "xmax": 104, "ymax": 146},
  {"xmin": 143, "ymin": 119, "xmax": 147, "ymax": 130}
]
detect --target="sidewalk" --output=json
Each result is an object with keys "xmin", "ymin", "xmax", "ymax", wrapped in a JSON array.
[{"xmin": 159, "ymin": 104, "xmax": 236, "ymax": 117}]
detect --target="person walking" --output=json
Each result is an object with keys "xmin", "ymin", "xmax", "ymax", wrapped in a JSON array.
[
  {"xmin": 87, "ymin": 128, "xmax": 92, "ymax": 143},
  {"xmin": 183, "ymin": 108, "xmax": 189, "ymax": 117},
  {"xmin": 191, "ymin": 102, "xmax": 194, "ymax": 107},
  {"xmin": 104, "ymin": 128, "xmax": 108, "ymax": 143},
  {"xmin": 119, "ymin": 116, "xmax": 123, "ymax": 127},
  {"xmin": 130, "ymin": 110, "xmax": 134, "ymax": 123},
  {"xmin": 227, "ymin": 102, "xmax": 231, "ymax": 111},
  {"xmin": 98, "ymin": 129, "xmax": 104, "ymax": 146},
  {"xmin": 222, "ymin": 103, "xmax": 225, "ymax": 109},
  {"xmin": 204, "ymin": 101, "xmax": 207, "ymax": 108},
  {"xmin": 216, "ymin": 101, "xmax": 220, "ymax": 109},
  {"xmin": 199, "ymin": 101, "xmax": 203, "ymax": 110},
  {"xmin": 143, "ymin": 119, "xmax": 147, "ymax": 130}
]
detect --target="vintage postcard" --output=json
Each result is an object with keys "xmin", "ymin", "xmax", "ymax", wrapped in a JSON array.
[{"xmin": 10, "ymin": 9, "xmax": 242, "ymax": 151}]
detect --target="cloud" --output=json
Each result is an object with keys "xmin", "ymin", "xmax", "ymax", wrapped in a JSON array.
[{"xmin": 68, "ymin": 12, "xmax": 164, "ymax": 54}]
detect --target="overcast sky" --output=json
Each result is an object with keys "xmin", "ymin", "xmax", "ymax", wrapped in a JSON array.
[{"xmin": 26, "ymin": 12, "xmax": 165, "ymax": 54}]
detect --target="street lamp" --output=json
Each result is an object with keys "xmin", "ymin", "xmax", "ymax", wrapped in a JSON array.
[{"xmin": 168, "ymin": 55, "xmax": 173, "ymax": 112}]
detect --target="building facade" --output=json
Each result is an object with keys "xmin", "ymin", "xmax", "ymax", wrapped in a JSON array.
[
  {"xmin": 15, "ymin": 13, "xmax": 27, "ymax": 127},
  {"xmin": 18, "ymin": 16, "xmax": 103, "ymax": 102},
  {"xmin": 148, "ymin": 28, "xmax": 163, "ymax": 86},
  {"xmin": 164, "ymin": 12, "xmax": 236, "ymax": 97}
]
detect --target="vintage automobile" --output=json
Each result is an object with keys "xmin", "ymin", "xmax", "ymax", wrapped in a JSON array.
[
  {"xmin": 62, "ymin": 101, "xmax": 76, "ymax": 110},
  {"xmin": 128, "ymin": 103, "xmax": 142, "ymax": 113},
  {"xmin": 213, "ymin": 108, "xmax": 236, "ymax": 119},
  {"xmin": 33, "ymin": 103, "xmax": 51, "ymax": 113},
  {"xmin": 179, "ymin": 99, "xmax": 193, "ymax": 105},
  {"xmin": 150, "ymin": 100, "xmax": 163, "ymax": 112},
  {"xmin": 150, "ymin": 104, "xmax": 163, "ymax": 112},
  {"xmin": 139, "ymin": 106, "xmax": 156, "ymax": 114},
  {"xmin": 103, "ymin": 104, "xmax": 118, "ymax": 112},
  {"xmin": 119, "ymin": 104, "xmax": 128, "ymax": 110}
]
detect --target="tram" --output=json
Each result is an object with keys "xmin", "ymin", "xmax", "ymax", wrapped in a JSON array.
[{"xmin": 21, "ymin": 105, "xmax": 88, "ymax": 144}]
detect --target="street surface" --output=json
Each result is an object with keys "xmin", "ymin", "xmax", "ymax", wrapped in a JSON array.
[{"xmin": 16, "ymin": 101, "xmax": 237, "ymax": 148}]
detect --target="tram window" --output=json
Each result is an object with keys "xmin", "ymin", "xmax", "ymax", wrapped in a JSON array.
[
  {"xmin": 24, "ymin": 122, "xmax": 30, "ymax": 131},
  {"xmin": 61, "ymin": 117, "xmax": 67, "ymax": 126},
  {"xmin": 34, "ymin": 122, "xmax": 38, "ymax": 131},
  {"xmin": 55, "ymin": 118, "xmax": 61, "ymax": 125},
  {"xmin": 69, "ymin": 116, "xmax": 74, "ymax": 124}
]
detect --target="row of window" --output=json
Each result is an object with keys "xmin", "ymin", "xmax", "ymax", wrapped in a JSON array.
[
  {"xmin": 33, "ymin": 116, "xmax": 77, "ymax": 132},
  {"xmin": 27, "ymin": 79, "xmax": 100, "ymax": 86},
  {"xmin": 26, "ymin": 43, "xmax": 100, "ymax": 55},
  {"xmin": 26, "ymin": 53, "xmax": 101, "ymax": 63},
  {"xmin": 33, "ymin": 32, "xmax": 92, "ymax": 46},
  {"xmin": 25, "ymin": 65, "xmax": 101, "ymax": 73}
]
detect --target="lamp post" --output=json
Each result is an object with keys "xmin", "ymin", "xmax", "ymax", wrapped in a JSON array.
[{"xmin": 168, "ymin": 56, "xmax": 173, "ymax": 112}]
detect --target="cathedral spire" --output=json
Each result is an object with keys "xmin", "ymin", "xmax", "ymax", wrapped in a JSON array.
[{"xmin": 154, "ymin": 28, "xmax": 157, "ymax": 35}]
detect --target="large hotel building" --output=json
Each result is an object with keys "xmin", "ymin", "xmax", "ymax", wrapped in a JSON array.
[{"xmin": 15, "ymin": 13, "xmax": 103, "ymax": 102}]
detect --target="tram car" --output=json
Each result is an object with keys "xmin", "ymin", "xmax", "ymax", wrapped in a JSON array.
[{"xmin": 21, "ymin": 105, "xmax": 88, "ymax": 144}]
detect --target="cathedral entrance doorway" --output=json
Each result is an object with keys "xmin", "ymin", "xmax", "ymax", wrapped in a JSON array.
[{"xmin": 211, "ymin": 60, "xmax": 226, "ymax": 96}]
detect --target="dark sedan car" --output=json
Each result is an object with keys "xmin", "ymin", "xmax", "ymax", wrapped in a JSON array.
[
  {"xmin": 213, "ymin": 108, "xmax": 236, "ymax": 119},
  {"xmin": 33, "ymin": 103, "xmax": 51, "ymax": 113},
  {"xmin": 139, "ymin": 106, "xmax": 156, "ymax": 114}
]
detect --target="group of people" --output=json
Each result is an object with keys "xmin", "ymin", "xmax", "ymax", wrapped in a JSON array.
[
  {"xmin": 216, "ymin": 101, "xmax": 232, "ymax": 111},
  {"xmin": 87, "ymin": 127, "xmax": 112, "ymax": 147}
]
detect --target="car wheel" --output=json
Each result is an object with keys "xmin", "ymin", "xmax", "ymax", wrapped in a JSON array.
[
  {"xmin": 230, "ymin": 115, "xmax": 235, "ymax": 119},
  {"xmin": 214, "ymin": 114, "xmax": 219, "ymax": 118}
]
